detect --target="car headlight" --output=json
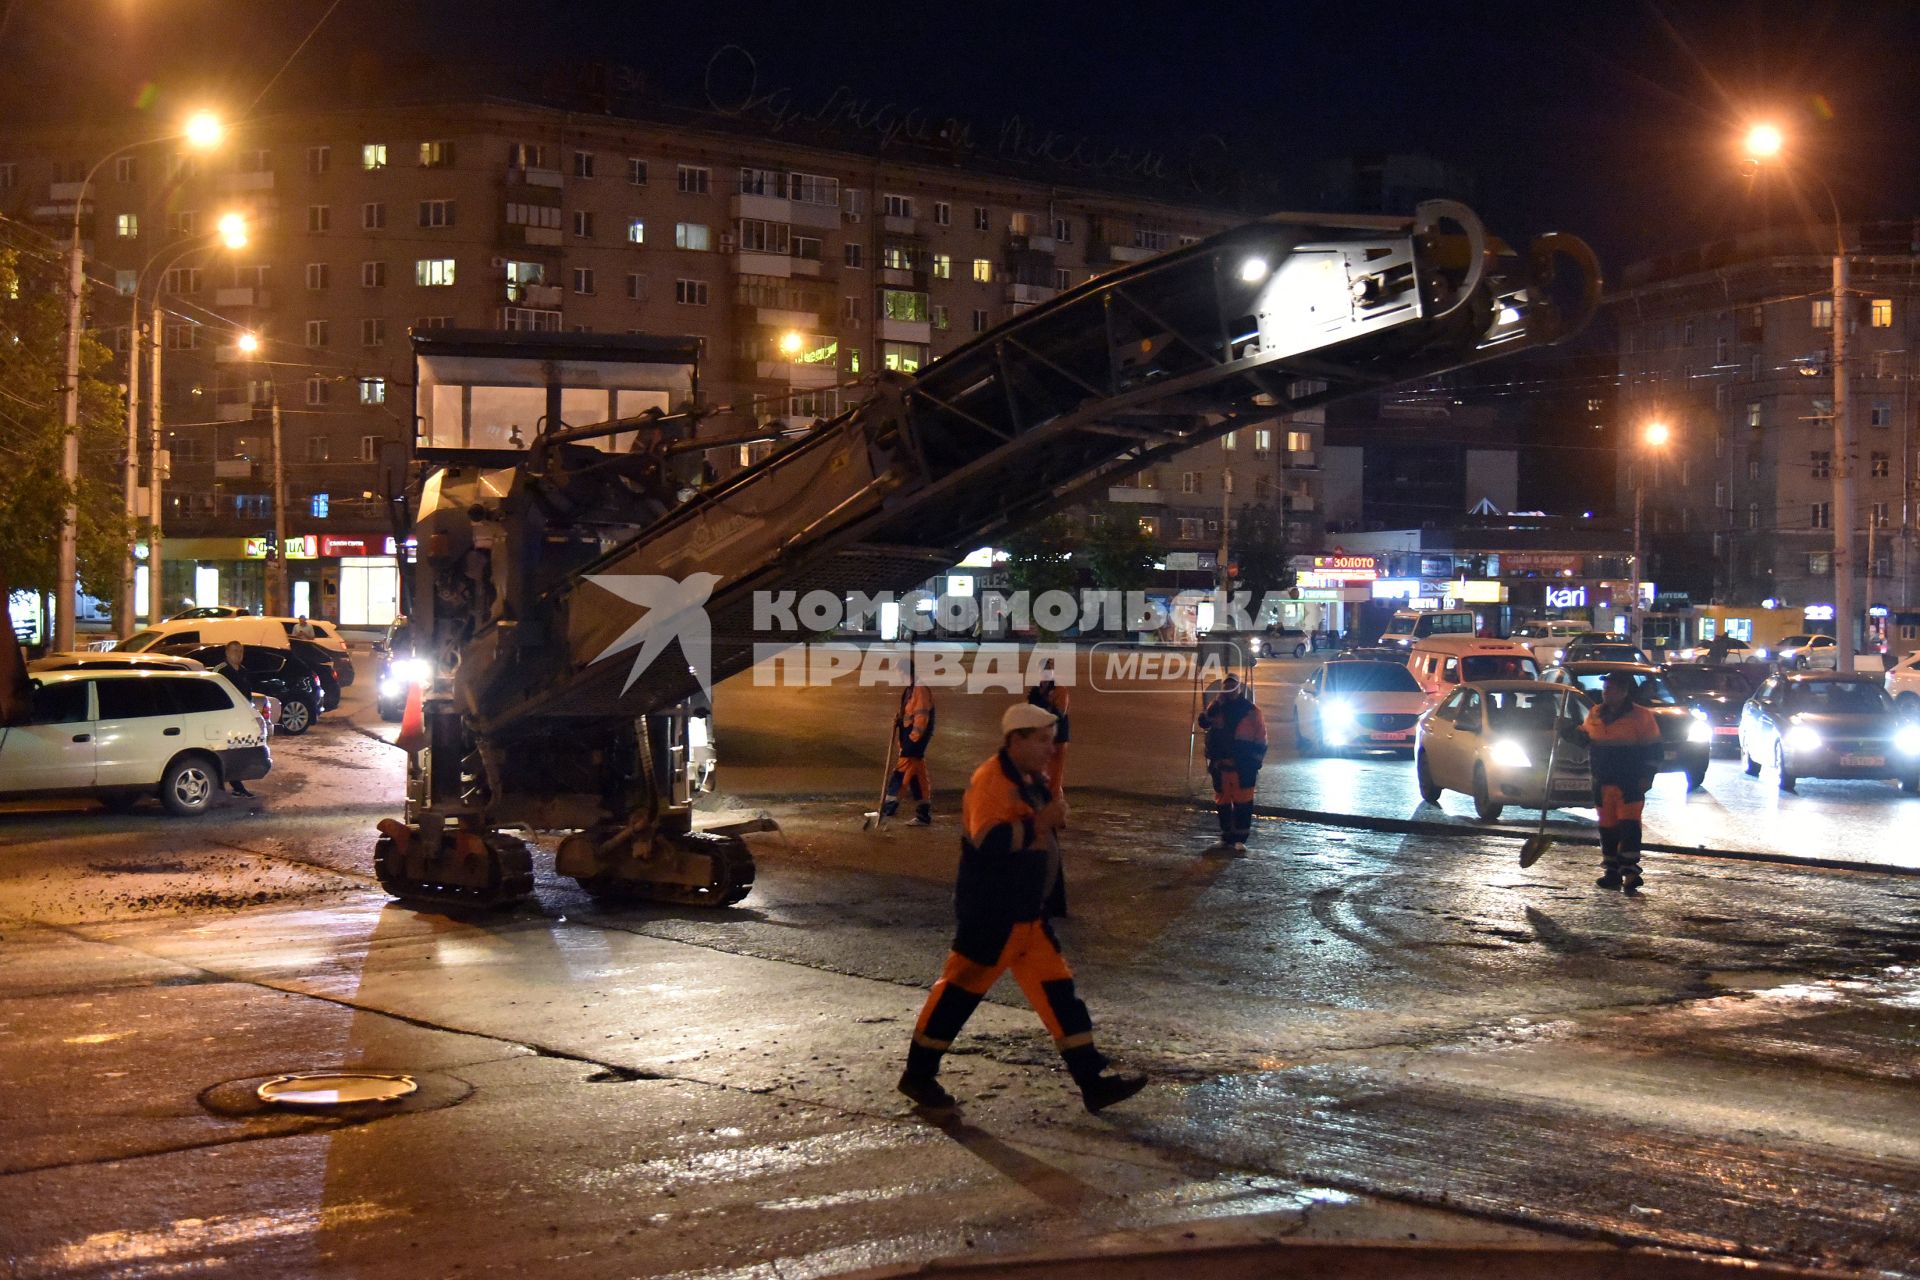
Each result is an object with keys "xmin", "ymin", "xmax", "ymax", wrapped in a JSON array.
[
  {"xmin": 1754, "ymin": 647, "xmax": 1769, "ymax": 659},
  {"xmin": 1785, "ymin": 723, "xmax": 1822, "ymax": 751},
  {"xmin": 391, "ymin": 657, "xmax": 431, "ymax": 684},
  {"xmin": 1552, "ymin": 649, "xmax": 1565, "ymax": 662},
  {"xmin": 1896, "ymin": 726, "xmax": 1920, "ymax": 755},
  {"xmin": 1488, "ymin": 738, "xmax": 1532, "ymax": 769},
  {"xmin": 1322, "ymin": 702, "xmax": 1356, "ymax": 730},
  {"xmin": 1687, "ymin": 715, "xmax": 1713, "ymax": 744}
]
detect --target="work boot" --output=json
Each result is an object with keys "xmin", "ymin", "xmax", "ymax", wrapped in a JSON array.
[
  {"xmin": 910, "ymin": 805, "xmax": 933, "ymax": 826},
  {"xmin": 1080, "ymin": 1071, "xmax": 1149, "ymax": 1113},
  {"xmin": 897, "ymin": 1072, "xmax": 957, "ymax": 1114},
  {"xmin": 1595, "ymin": 872, "xmax": 1623, "ymax": 891},
  {"xmin": 1621, "ymin": 872, "xmax": 1644, "ymax": 895}
]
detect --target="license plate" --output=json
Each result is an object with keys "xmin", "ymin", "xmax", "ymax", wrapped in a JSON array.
[
  {"xmin": 1840, "ymin": 754, "xmax": 1885, "ymax": 767},
  {"xmin": 1713, "ymin": 725, "xmax": 1738, "ymax": 735}
]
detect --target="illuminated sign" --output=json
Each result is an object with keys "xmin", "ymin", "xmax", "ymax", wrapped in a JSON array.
[
  {"xmin": 243, "ymin": 537, "xmax": 269, "ymax": 559},
  {"xmin": 320, "ymin": 536, "xmax": 376, "ymax": 557},
  {"xmin": 1307, "ymin": 553, "xmax": 1383, "ymax": 581},
  {"xmin": 1371, "ymin": 578, "xmax": 1420, "ymax": 599},
  {"xmin": 1448, "ymin": 580, "xmax": 1506, "ymax": 603},
  {"xmin": 1546, "ymin": 585, "xmax": 1588, "ymax": 609},
  {"xmin": 1804, "ymin": 604, "xmax": 1834, "ymax": 621},
  {"xmin": 1504, "ymin": 552, "xmax": 1583, "ymax": 575},
  {"xmin": 284, "ymin": 536, "xmax": 319, "ymax": 560}
]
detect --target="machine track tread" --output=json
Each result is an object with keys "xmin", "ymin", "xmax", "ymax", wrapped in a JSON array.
[
  {"xmin": 576, "ymin": 831, "xmax": 755, "ymax": 908},
  {"xmin": 374, "ymin": 831, "xmax": 535, "ymax": 909}
]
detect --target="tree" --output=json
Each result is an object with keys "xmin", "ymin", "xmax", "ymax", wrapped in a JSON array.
[
  {"xmin": 1230, "ymin": 502, "xmax": 1295, "ymax": 610},
  {"xmin": 1080, "ymin": 502, "xmax": 1163, "ymax": 591},
  {"xmin": 0, "ymin": 248, "xmax": 129, "ymax": 620},
  {"xmin": 1001, "ymin": 512, "xmax": 1077, "ymax": 637}
]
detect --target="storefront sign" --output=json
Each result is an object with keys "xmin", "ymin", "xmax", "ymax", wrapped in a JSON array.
[
  {"xmin": 1503, "ymin": 552, "xmax": 1584, "ymax": 575},
  {"xmin": 284, "ymin": 535, "xmax": 319, "ymax": 560},
  {"xmin": 242, "ymin": 537, "xmax": 269, "ymax": 560},
  {"xmin": 1448, "ymin": 579, "xmax": 1505, "ymax": 604},
  {"xmin": 1804, "ymin": 604, "xmax": 1835, "ymax": 621},
  {"xmin": 1419, "ymin": 556, "xmax": 1453, "ymax": 578},
  {"xmin": 1371, "ymin": 578, "xmax": 1421, "ymax": 599},
  {"xmin": 320, "ymin": 536, "xmax": 378, "ymax": 557},
  {"xmin": 1308, "ymin": 553, "xmax": 1383, "ymax": 581},
  {"xmin": 1547, "ymin": 585, "xmax": 1588, "ymax": 608}
]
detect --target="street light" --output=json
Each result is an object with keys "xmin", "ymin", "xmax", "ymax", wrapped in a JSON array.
[
  {"xmin": 55, "ymin": 111, "xmax": 224, "ymax": 649},
  {"xmin": 1744, "ymin": 120, "xmax": 1855, "ymax": 670},
  {"xmin": 1631, "ymin": 419, "xmax": 1672, "ymax": 644},
  {"xmin": 777, "ymin": 329, "xmax": 806, "ymax": 357},
  {"xmin": 120, "ymin": 213, "xmax": 249, "ymax": 630}
]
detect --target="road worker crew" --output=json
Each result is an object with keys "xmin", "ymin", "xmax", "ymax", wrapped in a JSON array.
[
  {"xmin": 882, "ymin": 671, "xmax": 936, "ymax": 825},
  {"xmin": 1196, "ymin": 673, "xmax": 1267, "ymax": 852},
  {"xmin": 1564, "ymin": 670, "xmax": 1661, "ymax": 893},
  {"xmin": 898, "ymin": 701, "xmax": 1147, "ymax": 1117}
]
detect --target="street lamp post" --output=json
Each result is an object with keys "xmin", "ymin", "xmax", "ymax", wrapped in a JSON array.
[
  {"xmin": 1745, "ymin": 122, "xmax": 1855, "ymax": 670},
  {"xmin": 124, "ymin": 213, "xmax": 249, "ymax": 630},
  {"xmin": 54, "ymin": 112, "xmax": 222, "ymax": 650},
  {"xmin": 1631, "ymin": 420, "xmax": 1672, "ymax": 644}
]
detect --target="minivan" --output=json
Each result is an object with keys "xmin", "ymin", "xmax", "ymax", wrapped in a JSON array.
[
  {"xmin": 1379, "ymin": 608, "xmax": 1477, "ymax": 649},
  {"xmin": 0, "ymin": 669, "xmax": 272, "ymax": 815},
  {"xmin": 1405, "ymin": 635, "xmax": 1540, "ymax": 696}
]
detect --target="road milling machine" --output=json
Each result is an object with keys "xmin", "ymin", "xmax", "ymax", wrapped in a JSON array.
[{"xmin": 374, "ymin": 201, "xmax": 1600, "ymax": 912}]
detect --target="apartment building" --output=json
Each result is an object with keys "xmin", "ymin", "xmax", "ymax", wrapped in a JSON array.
[
  {"xmin": 0, "ymin": 99, "xmax": 1330, "ymax": 621},
  {"xmin": 1614, "ymin": 223, "xmax": 1920, "ymax": 635}
]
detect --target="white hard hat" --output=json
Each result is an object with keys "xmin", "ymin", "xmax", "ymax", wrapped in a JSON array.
[{"xmin": 1001, "ymin": 702, "xmax": 1058, "ymax": 735}]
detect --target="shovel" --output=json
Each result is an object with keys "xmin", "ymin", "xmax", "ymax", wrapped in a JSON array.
[
  {"xmin": 862, "ymin": 724, "xmax": 901, "ymax": 831},
  {"xmin": 1519, "ymin": 688, "xmax": 1570, "ymax": 868}
]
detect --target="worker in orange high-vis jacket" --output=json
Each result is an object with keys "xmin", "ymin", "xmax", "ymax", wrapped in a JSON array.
[
  {"xmin": 1196, "ymin": 673, "xmax": 1266, "ymax": 853},
  {"xmin": 1026, "ymin": 662, "xmax": 1071, "ymax": 795},
  {"xmin": 882, "ymin": 672, "xmax": 936, "ymax": 825},
  {"xmin": 899, "ymin": 701, "xmax": 1147, "ymax": 1117},
  {"xmin": 1563, "ymin": 669, "xmax": 1662, "ymax": 893}
]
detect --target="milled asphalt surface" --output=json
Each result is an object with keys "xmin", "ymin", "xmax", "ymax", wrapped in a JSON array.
[{"xmin": 2, "ymin": 650, "xmax": 1918, "ymax": 1277}]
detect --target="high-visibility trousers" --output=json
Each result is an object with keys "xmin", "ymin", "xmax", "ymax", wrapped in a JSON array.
[
  {"xmin": 1208, "ymin": 762, "xmax": 1256, "ymax": 805},
  {"xmin": 886, "ymin": 756, "xmax": 931, "ymax": 806},
  {"xmin": 911, "ymin": 920, "xmax": 1096, "ymax": 1059}
]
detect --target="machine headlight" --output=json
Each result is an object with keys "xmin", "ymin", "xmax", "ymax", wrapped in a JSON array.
[
  {"xmin": 392, "ymin": 657, "xmax": 432, "ymax": 684},
  {"xmin": 1896, "ymin": 726, "xmax": 1920, "ymax": 755},
  {"xmin": 1687, "ymin": 716, "xmax": 1713, "ymax": 744},
  {"xmin": 1785, "ymin": 723, "xmax": 1823, "ymax": 752},
  {"xmin": 1489, "ymin": 738, "xmax": 1532, "ymax": 769}
]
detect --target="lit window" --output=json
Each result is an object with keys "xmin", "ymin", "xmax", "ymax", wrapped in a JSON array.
[
  {"xmin": 358, "ymin": 377, "xmax": 386, "ymax": 405},
  {"xmin": 1811, "ymin": 297, "xmax": 1832, "ymax": 329},
  {"xmin": 362, "ymin": 144, "xmax": 387, "ymax": 170},
  {"xmin": 627, "ymin": 218, "xmax": 646, "ymax": 244},
  {"xmin": 675, "ymin": 222, "xmax": 711, "ymax": 251},
  {"xmin": 971, "ymin": 258, "xmax": 992, "ymax": 283},
  {"xmin": 415, "ymin": 258, "xmax": 456, "ymax": 287},
  {"xmin": 1872, "ymin": 298, "xmax": 1893, "ymax": 327},
  {"xmin": 419, "ymin": 141, "xmax": 454, "ymax": 168},
  {"xmin": 931, "ymin": 254, "xmax": 951, "ymax": 280},
  {"xmin": 115, "ymin": 213, "xmax": 138, "ymax": 238}
]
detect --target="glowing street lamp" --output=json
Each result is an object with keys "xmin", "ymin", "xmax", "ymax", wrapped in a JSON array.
[
  {"xmin": 217, "ymin": 211, "xmax": 249, "ymax": 250},
  {"xmin": 1643, "ymin": 420, "xmax": 1671, "ymax": 449},
  {"xmin": 778, "ymin": 329, "xmax": 806, "ymax": 357},
  {"xmin": 236, "ymin": 331, "xmax": 261, "ymax": 355},
  {"xmin": 1743, "ymin": 122, "xmax": 1783, "ymax": 162},
  {"xmin": 183, "ymin": 111, "xmax": 225, "ymax": 150}
]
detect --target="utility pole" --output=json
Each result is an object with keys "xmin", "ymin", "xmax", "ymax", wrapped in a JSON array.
[
  {"xmin": 1631, "ymin": 476, "xmax": 1645, "ymax": 644},
  {"xmin": 147, "ymin": 307, "xmax": 166, "ymax": 624},
  {"xmin": 1831, "ymin": 249, "xmax": 1856, "ymax": 671},
  {"xmin": 269, "ymin": 390, "xmax": 288, "ymax": 615},
  {"xmin": 54, "ymin": 230, "xmax": 85, "ymax": 651},
  {"xmin": 118, "ymin": 309, "xmax": 143, "ymax": 633}
]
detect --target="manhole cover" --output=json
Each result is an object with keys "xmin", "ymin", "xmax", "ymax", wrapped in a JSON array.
[{"xmin": 256, "ymin": 1072, "xmax": 418, "ymax": 1109}]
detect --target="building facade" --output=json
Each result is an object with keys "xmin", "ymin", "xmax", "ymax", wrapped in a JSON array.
[
  {"xmin": 1614, "ymin": 223, "xmax": 1920, "ymax": 639},
  {"xmin": 2, "ymin": 99, "xmax": 1330, "ymax": 625}
]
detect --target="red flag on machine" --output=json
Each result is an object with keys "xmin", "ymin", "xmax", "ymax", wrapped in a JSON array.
[{"xmin": 0, "ymin": 566, "xmax": 30, "ymax": 725}]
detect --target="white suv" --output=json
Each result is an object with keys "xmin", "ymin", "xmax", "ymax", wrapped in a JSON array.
[{"xmin": 1, "ymin": 669, "xmax": 272, "ymax": 815}]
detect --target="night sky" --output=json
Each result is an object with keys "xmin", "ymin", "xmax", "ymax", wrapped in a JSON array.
[{"xmin": 6, "ymin": 0, "xmax": 1919, "ymax": 271}]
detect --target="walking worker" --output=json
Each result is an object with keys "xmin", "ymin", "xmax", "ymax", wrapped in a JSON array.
[
  {"xmin": 208, "ymin": 641, "xmax": 258, "ymax": 797},
  {"xmin": 1196, "ymin": 673, "xmax": 1267, "ymax": 852},
  {"xmin": 882, "ymin": 665, "xmax": 936, "ymax": 824},
  {"xmin": 898, "ymin": 701, "xmax": 1147, "ymax": 1117},
  {"xmin": 1564, "ymin": 669, "xmax": 1661, "ymax": 893},
  {"xmin": 1026, "ymin": 660, "xmax": 1071, "ymax": 794}
]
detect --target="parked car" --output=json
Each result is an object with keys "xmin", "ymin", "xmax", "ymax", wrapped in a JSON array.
[
  {"xmin": 1739, "ymin": 672, "xmax": 1920, "ymax": 792},
  {"xmin": 1673, "ymin": 636, "xmax": 1753, "ymax": 663},
  {"xmin": 266, "ymin": 617, "xmax": 355, "ymax": 686},
  {"xmin": 1378, "ymin": 607, "xmax": 1477, "ymax": 650},
  {"xmin": 1661, "ymin": 662, "xmax": 1761, "ymax": 757},
  {"xmin": 1255, "ymin": 625, "xmax": 1312, "ymax": 659},
  {"xmin": 1776, "ymin": 633, "xmax": 1839, "ymax": 671},
  {"xmin": 1885, "ymin": 650, "xmax": 1920, "ymax": 715},
  {"xmin": 180, "ymin": 644, "xmax": 327, "ymax": 735},
  {"xmin": 288, "ymin": 638, "xmax": 344, "ymax": 711},
  {"xmin": 1294, "ymin": 660, "xmax": 1433, "ymax": 755},
  {"xmin": 27, "ymin": 651, "xmax": 283, "ymax": 739},
  {"xmin": 1541, "ymin": 661, "xmax": 1713, "ymax": 789},
  {"xmin": 373, "ymin": 616, "xmax": 424, "ymax": 722},
  {"xmin": 1414, "ymin": 680, "xmax": 1592, "ymax": 820},
  {"xmin": 119, "ymin": 617, "xmax": 291, "ymax": 654},
  {"xmin": 166, "ymin": 605, "xmax": 250, "ymax": 620},
  {"xmin": 1509, "ymin": 620, "xmax": 1590, "ymax": 666},
  {"xmin": 0, "ymin": 669, "xmax": 271, "ymax": 815}
]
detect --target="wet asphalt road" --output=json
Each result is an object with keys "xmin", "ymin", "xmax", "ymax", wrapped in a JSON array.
[
  {"xmin": 3, "ymin": 654, "xmax": 1919, "ymax": 1276},
  {"xmin": 715, "ymin": 649, "xmax": 1920, "ymax": 871}
]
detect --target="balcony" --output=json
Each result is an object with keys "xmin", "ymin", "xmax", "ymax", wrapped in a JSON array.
[
  {"xmin": 505, "ymin": 282, "xmax": 563, "ymax": 308},
  {"xmin": 1283, "ymin": 450, "xmax": 1319, "ymax": 470},
  {"xmin": 756, "ymin": 360, "xmax": 840, "ymax": 388},
  {"xmin": 881, "ymin": 214, "xmax": 918, "ymax": 235},
  {"xmin": 1005, "ymin": 283, "xmax": 1055, "ymax": 308},
  {"xmin": 879, "ymin": 317, "xmax": 932, "ymax": 344},
  {"xmin": 747, "ymin": 306, "xmax": 824, "ymax": 332},
  {"xmin": 1007, "ymin": 233, "xmax": 1058, "ymax": 255},
  {"xmin": 213, "ymin": 286, "xmax": 268, "ymax": 308},
  {"xmin": 507, "ymin": 164, "xmax": 564, "ymax": 189},
  {"xmin": 1108, "ymin": 244, "xmax": 1159, "ymax": 264},
  {"xmin": 734, "ymin": 250, "xmax": 792, "ymax": 279},
  {"xmin": 731, "ymin": 192, "xmax": 792, "ymax": 224},
  {"xmin": 1106, "ymin": 486, "xmax": 1165, "ymax": 505},
  {"xmin": 513, "ymin": 225, "xmax": 564, "ymax": 247},
  {"xmin": 210, "ymin": 398, "xmax": 258, "ymax": 424},
  {"xmin": 219, "ymin": 170, "xmax": 274, "ymax": 192}
]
